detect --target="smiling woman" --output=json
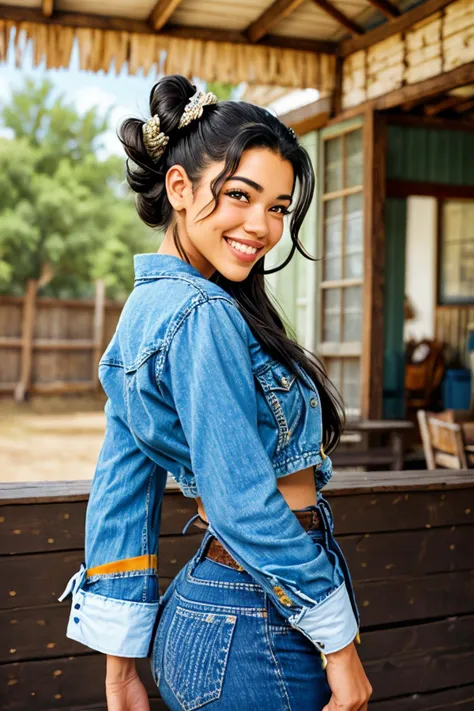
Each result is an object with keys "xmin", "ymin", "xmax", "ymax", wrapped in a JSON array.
[{"xmin": 58, "ymin": 74, "xmax": 371, "ymax": 711}]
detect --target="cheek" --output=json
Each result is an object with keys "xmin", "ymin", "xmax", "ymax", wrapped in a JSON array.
[
  {"xmin": 268, "ymin": 219, "xmax": 285, "ymax": 247},
  {"xmin": 212, "ymin": 203, "xmax": 246, "ymax": 231}
]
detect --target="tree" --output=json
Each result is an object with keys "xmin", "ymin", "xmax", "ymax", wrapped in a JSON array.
[{"xmin": 0, "ymin": 77, "xmax": 157, "ymax": 299}]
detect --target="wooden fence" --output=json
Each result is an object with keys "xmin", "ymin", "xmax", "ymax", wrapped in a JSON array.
[
  {"xmin": 0, "ymin": 281, "xmax": 124, "ymax": 399},
  {"xmin": 1, "ymin": 469, "xmax": 473, "ymax": 710}
]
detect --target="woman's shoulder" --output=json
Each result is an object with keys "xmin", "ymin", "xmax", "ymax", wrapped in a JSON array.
[{"xmin": 115, "ymin": 271, "xmax": 246, "ymax": 363}]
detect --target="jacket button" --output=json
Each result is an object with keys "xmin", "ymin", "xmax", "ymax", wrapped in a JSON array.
[
  {"xmin": 281, "ymin": 376, "xmax": 289, "ymax": 387},
  {"xmin": 73, "ymin": 617, "xmax": 80, "ymax": 624},
  {"xmin": 74, "ymin": 603, "xmax": 81, "ymax": 610},
  {"xmin": 310, "ymin": 398, "xmax": 318, "ymax": 407}
]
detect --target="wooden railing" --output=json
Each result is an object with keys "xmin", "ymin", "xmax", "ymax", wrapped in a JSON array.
[{"xmin": 1, "ymin": 470, "xmax": 474, "ymax": 710}]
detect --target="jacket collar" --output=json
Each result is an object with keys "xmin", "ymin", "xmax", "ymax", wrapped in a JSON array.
[{"xmin": 134, "ymin": 253, "xmax": 204, "ymax": 282}]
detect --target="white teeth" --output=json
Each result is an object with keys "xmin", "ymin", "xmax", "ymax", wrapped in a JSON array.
[{"xmin": 226, "ymin": 238, "xmax": 258, "ymax": 255}]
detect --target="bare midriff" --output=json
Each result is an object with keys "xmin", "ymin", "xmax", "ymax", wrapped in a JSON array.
[{"xmin": 193, "ymin": 465, "xmax": 317, "ymax": 524}]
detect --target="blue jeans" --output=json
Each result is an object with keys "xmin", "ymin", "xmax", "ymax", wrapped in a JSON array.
[{"xmin": 150, "ymin": 506, "xmax": 333, "ymax": 711}]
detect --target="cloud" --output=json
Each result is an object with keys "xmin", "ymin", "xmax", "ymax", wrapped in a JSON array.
[{"xmin": 73, "ymin": 85, "xmax": 116, "ymax": 116}]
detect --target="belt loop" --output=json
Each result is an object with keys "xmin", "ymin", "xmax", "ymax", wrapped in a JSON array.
[
  {"xmin": 187, "ymin": 527, "xmax": 212, "ymax": 577},
  {"xmin": 182, "ymin": 512, "xmax": 201, "ymax": 535}
]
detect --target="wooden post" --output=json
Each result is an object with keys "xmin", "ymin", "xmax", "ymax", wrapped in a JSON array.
[
  {"xmin": 361, "ymin": 109, "xmax": 386, "ymax": 419},
  {"xmin": 92, "ymin": 279, "xmax": 106, "ymax": 390},
  {"xmin": 14, "ymin": 279, "xmax": 38, "ymax": 402}
]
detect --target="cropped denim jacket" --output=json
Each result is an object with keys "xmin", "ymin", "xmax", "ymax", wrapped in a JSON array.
[{"xmin": 58, "ymin": 253, "xmax": 360, "ymax": 658}]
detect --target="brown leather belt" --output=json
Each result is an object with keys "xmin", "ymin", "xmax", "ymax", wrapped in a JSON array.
[{"xmin": 200, "ymin": 509, "xmax": 321, "ymax": 572}]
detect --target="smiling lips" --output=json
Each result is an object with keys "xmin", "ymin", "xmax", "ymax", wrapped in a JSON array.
[{"xmin": 224, "ymin": 236, "xmax": 264, "ymax": 260}]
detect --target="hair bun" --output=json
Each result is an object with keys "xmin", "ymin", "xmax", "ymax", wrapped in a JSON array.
[{"xmin": 148, "ymin": 75, "xmax": 198, "ymax": 137}]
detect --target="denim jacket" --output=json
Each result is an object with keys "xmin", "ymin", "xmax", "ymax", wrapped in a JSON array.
[{"xmin": 58, "ymin": 253, "xmax": 359, "ymax": 658}]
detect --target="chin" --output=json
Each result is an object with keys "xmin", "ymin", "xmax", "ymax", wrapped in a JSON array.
[{"xmin": 218, "ymin": 265, "xmax": 251, "ymax": 282}]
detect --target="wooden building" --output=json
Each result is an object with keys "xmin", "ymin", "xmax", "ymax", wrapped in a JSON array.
[
  {"xmin": 2, "ymin": 471, "xmax": 474, "ymax": 711},
  {"xmin": 1, "ymin": 0, "xmax": 473, "ymax": 417},
  {"xmin": 1, "ymin": 3, "xmax": 474, "ymax": 709}
]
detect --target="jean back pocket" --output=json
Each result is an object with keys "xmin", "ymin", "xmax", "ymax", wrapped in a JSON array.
[{"xmin": 164, "ymin": 605, "xmax": 237, "ymax": 711}]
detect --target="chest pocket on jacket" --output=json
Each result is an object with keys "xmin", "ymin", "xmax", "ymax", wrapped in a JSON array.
[{"xmin": 254, "ymin": 361, "xmax": 304, "ymax": 454}]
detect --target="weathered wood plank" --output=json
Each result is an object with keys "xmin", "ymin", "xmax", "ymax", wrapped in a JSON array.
[
  {"xmin": 355, "ymin": 569, "xmax": 474, "ymax": 626},
  {"xmin": 2, "ymin": 470, "xmax": 474, "ymax": 505},
  {"xmin": 0, "ymin": 493, "xmax": 200, "ymax": 554},
  {"xmin": 1, "ymin": 489, "xmax": 473, "ymax": 559},
  {"xmin": 332, "ymin": 488, "xmax": 474, "ymax": 532},
  {"xmin": 369, "ymin": 682, "xmax": 474, "ymax": 710},
  {"xmin": 360, "ymin": 615, "xmax": 474, "ymax": 700},
  {"xmin": 339, "ymin": 525, "xmax": 474, "ymax": 579},
  {"xmin": 1, "ymin": 539, "xmax": 201, "ymax": 609},
  {"xmin": 0, "ymin": 654, "xmax": 159, "ymax": 711}
]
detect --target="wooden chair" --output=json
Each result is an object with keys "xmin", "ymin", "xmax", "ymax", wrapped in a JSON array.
[{"xmin": 417, "ymin": 410, "xmax": 472, "ymax": 470}]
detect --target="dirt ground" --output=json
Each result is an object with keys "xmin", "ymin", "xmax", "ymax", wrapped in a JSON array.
[{"xmin": 0, "ymin": 396, "xmax": 107, "ymax": 482}]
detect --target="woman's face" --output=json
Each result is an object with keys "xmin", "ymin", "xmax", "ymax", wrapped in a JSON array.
[{"xmin": 164, "ymin": 147, "xmax": 295, "ymax": 280}]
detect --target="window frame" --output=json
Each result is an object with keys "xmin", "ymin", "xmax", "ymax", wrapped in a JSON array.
[
  {"xmin": 318, "ymin": 120, "xmax": 364, "ymax": 417},
  {"xmin": 437, "ymin": 197, "xmax": 474, "ymax": 307}
]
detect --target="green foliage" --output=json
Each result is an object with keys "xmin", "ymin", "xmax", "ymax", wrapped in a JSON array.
[
  {"xmin": 0, "ymin": 77, "xmax": 157, "ymax": 299},
  {"xmin": 206, "ymin": 81, "xmax": 235, "ymax": 102}
]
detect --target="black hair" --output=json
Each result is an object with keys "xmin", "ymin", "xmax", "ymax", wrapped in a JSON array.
[{"xmin": 118, "ymin": 74, "xmax": 344, "ymax": 453}]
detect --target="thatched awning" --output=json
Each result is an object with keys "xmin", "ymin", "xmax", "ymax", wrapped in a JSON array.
[{"xmin": 0, "ymin": 13, "xmax": 336, "ymax": 92}]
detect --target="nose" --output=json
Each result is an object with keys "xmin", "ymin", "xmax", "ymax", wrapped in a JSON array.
[{"xmin": 243, "ymin": 205, "xmax": 269, "ymax": 239}]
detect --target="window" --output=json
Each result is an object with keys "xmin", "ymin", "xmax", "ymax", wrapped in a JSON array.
[
  {"xmin": 439, "ymin": 200, "xmax": 474, "ymax": 305},
  {"xmin": 320, "ymin": 126, "xmax": 363, "ymax": 416}
]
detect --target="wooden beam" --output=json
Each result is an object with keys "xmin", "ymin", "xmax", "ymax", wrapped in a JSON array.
[
  {"xmin": 387, "ymin": 179, "xmax": 474, "ymax": 199},
  {"xmin": 246, "ymin": 0, "xmax": 306, "ymax": 43},
  {"xmin": 0, "ymin": 5, "xmax": 337, "ymax": 54},
  {"xmin": 280, "ymin": 95, "xmax": 331, "ymax": 127},
  {"xmin": 375, "ymin": 62, "xmax": 474, "ymax": 111},
  {"xmin": 339, "ymin": 0, "xmax": 456, "ymax": 57},
  {"xmin": 148, "ymin": 0, "xmax": 184, "ymax": 31},
  {"xmin": 361, "ymin": 110, "xmax": 386, "ymax": 420},
  {"xmin": 312, "ymin": 0, "xmax": 364, "ymax": 35},
  {"xmin": 424, "ymin": 94, "xmax": 469, "ymax": 116},
  {"xmin": 366, "ymin": 0, "xmax": 400, "ymax": 20},
  {"xmin": 332, "ymin": 62, "xmax": 474, "ymax": 121},
  {"xmin": 42, "ymin": 0, "xmax": 54, "ymax": 17},
  {"xmin": 454, "ymin": 97, "xmax": 474, "ymax": 114},
  {"xmin": 386, "ymin": 111, "xmax": 474, "ymax": 134}
]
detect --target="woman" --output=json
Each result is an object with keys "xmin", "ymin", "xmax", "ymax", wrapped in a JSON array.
[{"xmin": 59, "ymin": 74, "xmax": 372, "ymax": 711}]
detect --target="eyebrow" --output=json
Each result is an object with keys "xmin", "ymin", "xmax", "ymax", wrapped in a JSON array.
[{"xmin": 226, "ymin": 176, "xmax": 292, "ymax": 202}]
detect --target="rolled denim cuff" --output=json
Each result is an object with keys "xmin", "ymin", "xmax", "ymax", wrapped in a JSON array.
[
  {"xmin": 288, "ymin": 581, "xmax": 359, "ymax": 655},
  {"xmin": 58, "ymin": 566, "xmax": 159, "ymax": 657}
]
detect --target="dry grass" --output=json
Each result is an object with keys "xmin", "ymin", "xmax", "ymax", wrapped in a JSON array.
[{"xmin": 0, "ymin": 396, "xmax": 107, "ymax": 482}]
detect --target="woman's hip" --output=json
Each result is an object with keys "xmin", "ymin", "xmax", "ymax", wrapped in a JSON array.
[{"xmin": 150, "ymin": 547, "xmax": 331, "ymax": 711}]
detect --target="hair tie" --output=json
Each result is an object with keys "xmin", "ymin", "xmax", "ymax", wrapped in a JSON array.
[
  {"xmin": 142, "ymin": 88, "xmax": 218, "ymax": 163},
  {"xmin": 142, "ymin": 114, "xmax": 169, "ymax": 162}
]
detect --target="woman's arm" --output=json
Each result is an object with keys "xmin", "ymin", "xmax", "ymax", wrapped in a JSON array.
[
  {"xmin": 156, "ymin": 294, "xmax": 359, "ymax": 655},
  {"xmin": 106, "ymin": 656, "xmax": 150, "ymax": 711}
]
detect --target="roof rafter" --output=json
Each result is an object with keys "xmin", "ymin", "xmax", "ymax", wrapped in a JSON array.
[
  {"xmin": 246, "ymin": 0, "xmax": 306, "ymax": 43},
  {"xmin": 0, "ymin": 5, "xmax": 337, "ymax": 54},
  {"xmin": 148, "ymin": 0, "xmax": 184, "ymax": 31},
  {"xmin": 42, "ymin": 0, "xmax": 53, "ymax": 17},
  {"xmin": 311, "ymin": 0, "xmax": 364, "ymax": 36},
  {"xmin": 366, "ymin": 0, "xmax": 400, "ymax": 19},
  {"xmin": 454, "ymin": 97, "xmax": 474, "ymax": 114},
  {"xmin": 340, "ymin": 0, "xmax": 457, "ymax": 56},
  {"xmin": 424, "ymin": 94, "xmax": 471, "ymax": 116}
]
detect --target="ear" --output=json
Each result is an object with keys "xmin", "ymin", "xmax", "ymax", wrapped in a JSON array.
[{"xmin": 165, "ymin": 164, "xmax": 193, "ymax": 211}]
